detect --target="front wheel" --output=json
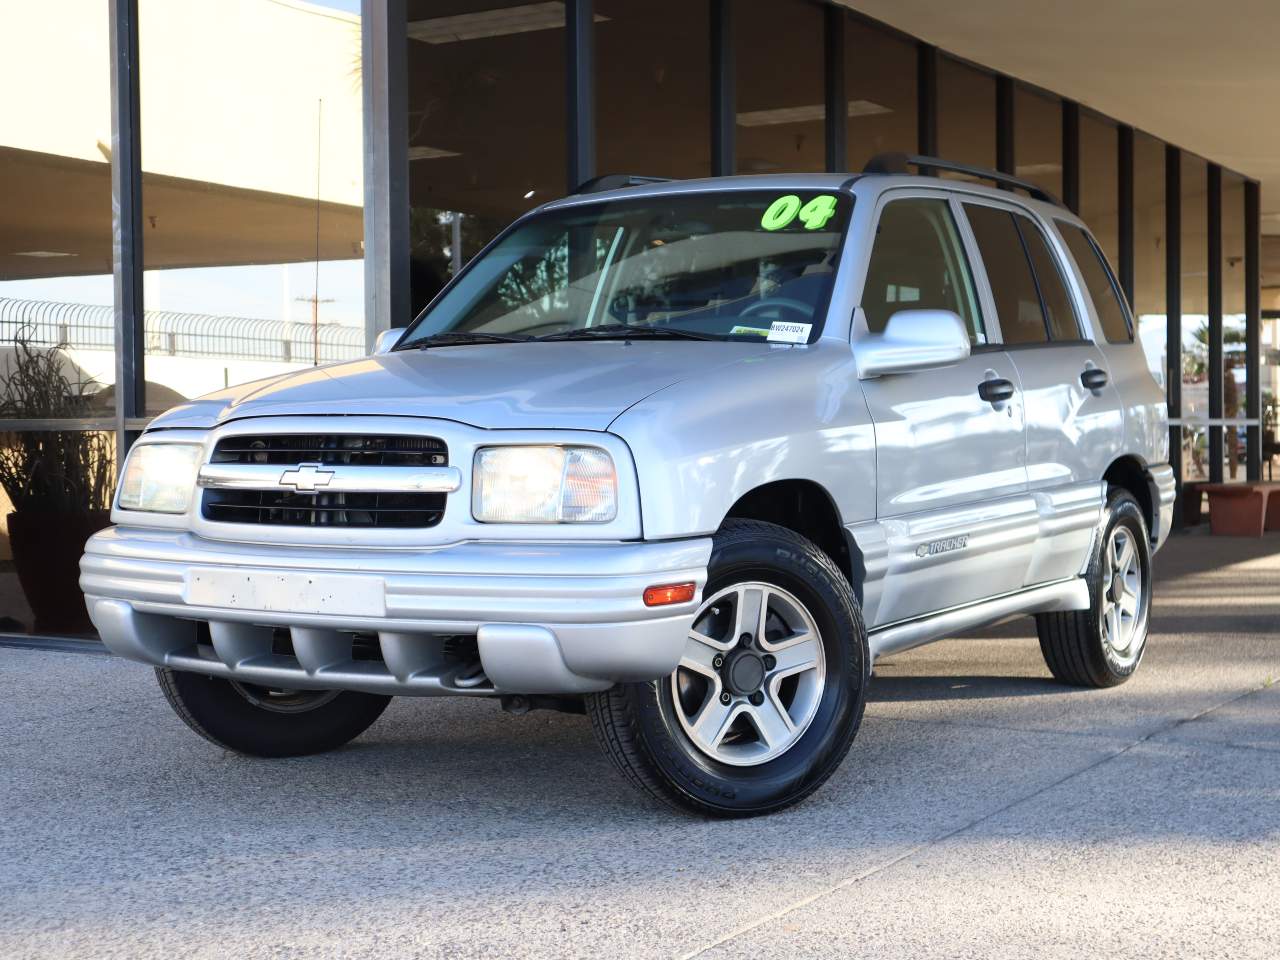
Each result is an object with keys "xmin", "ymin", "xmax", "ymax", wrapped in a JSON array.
[
  {"xmin": 586, "ymin": 520, "xmax": 868, "ymax": 817},
  {"xmin": 156, "ymin": 668, "xmax": 391, "ymax": 757},
  {"xmin": 1036, "ymin": 489, "xmax": 1153, "ymax": 688}
]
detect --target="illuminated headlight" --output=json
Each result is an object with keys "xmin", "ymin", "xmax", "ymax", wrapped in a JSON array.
[
  {"xmin": 473, "ymin": 445, "xmax": 617, "ymax": 523},
  {"xmin": 117, "ymin": 442, "xmax": 204, "ymax": 514}
]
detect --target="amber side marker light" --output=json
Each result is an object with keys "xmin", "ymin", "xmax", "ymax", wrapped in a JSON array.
[{"xmin": 643, "ymin": 582, "xmax": 697, "ymax": 607}]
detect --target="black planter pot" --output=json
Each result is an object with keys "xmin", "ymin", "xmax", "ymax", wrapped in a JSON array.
[{"xmin": 7, "ymin": 510, "xmax": 110, "ymax": 635}]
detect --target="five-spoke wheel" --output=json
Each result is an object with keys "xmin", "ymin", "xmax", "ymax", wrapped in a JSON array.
[{"xmin": 673, "ymin": 582, "xmax": 826, "ymax": 766}]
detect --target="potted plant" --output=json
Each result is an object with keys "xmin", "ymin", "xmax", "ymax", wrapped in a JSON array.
[{"xmin": 0, "ymin": 332, "xmax": 113, "ymax": 634}]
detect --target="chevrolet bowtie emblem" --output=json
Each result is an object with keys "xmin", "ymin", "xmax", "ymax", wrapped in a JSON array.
[{"xmin": 279, "ymin": 462, "xmax": 336, "ymax": 493}]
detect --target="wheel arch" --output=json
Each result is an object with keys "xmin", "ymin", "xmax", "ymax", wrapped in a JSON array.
[
  {"xmin": 1103, "ymin": 455, "xmax": 1155, "ymax": 540},
  {"xmin": 721, "ymin": 479, "xmax": 863, "ymax": 598}
]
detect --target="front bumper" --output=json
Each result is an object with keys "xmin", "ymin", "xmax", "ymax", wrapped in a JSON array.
[{"xmin": 81, "ymin": 527, "xmax": 711, "ymax": 697}]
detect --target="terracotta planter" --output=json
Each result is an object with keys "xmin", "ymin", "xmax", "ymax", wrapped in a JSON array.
[{"xmin": 6, "ymin": 510, "xmax": 110, "ymax": 635}]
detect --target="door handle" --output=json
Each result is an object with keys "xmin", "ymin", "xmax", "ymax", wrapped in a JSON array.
[
  {"xmin": 978, "ymin": 378, "xmax": 1015, "ymax": 403},
  {"xmin": 1080, "ymin": 368, "xmax": 1109, "ymax": 390}
]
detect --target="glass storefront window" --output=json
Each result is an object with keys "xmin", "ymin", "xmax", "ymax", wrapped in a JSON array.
[
  {"xmin": 1133, "ymin": 132, "xmax": 1166, "ymax": 388},
  {"xmin": 1180, "ymin": 153, "xmax": 1209, "ymax": 481},
  {"xmin": 1080, "ymin": 111, "xmax": 1119, "ymax": 269},
  {"xmin": 1014, "ymin": 85, "xmax": 1061, "ymax": 199},
  {"xmin": 937, "ymin": 56, "xmax": 995, "ymax": 173},
  {"xmin": 598, "ymin": 0, "xmax": 710, "ymax": 181},
  {"xmin": 844, "ymin": 16, "xmax": 918, "ymax": 174},
  {"xmin": 1263, "ymin": 313, "xmax": 1280, "ymax": 479},
  {"xmin": 406, "ymin": 0, "xmax": 567, "ymax": 312},
  {"xmin": 735, "ymin": 0, "xmax": 825, "ymax": 175},
  {"xmin": 140, "ymin": 0, "xmax": 366, "ymax": 413},
  {"xmin": 1, "ymin": 2, "xmax": 117, "ymax": 635},
  {"xmin": 1222, "ymin": 173, "xmax": 1247, "ymax": 480}
]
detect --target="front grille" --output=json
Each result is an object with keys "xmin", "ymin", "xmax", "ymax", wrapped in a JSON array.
[
  {"xmin": 203, "ymin": 488, "xmax": 446, "ymax": 528},
  {"xmin": 211, "ymin": 434, "xmax": 447, "ymax": 467},
  {"xmin": 204, "ymin": 432, "xmax": 449, "ymax": 528}
]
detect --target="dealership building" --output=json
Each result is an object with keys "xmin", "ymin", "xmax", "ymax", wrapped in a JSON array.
[{"xmin": 1, "ymin": 0, "xmax": 1277, "ymax": 635}]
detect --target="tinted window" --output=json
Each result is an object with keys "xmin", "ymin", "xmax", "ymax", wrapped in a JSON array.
[
  {"xmin": 1016, "ymin": 215, "xmax": 1080, "ymax": 340},
  {"xmin": 862, "ymin": 199, "xmax": 984, "ymax": 343},
  {"xmin": 964, "ymin": 204, "xmax": 1046, "ymax": 344},
  {"xmin": 1059, "ymin": 222, "xmax": 1133, "ymax": 342}
]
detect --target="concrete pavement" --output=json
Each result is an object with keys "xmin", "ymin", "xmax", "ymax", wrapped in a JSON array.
[{"xmin": 1, "ymin": 533, "xmax": 1277, "ymax": 959}]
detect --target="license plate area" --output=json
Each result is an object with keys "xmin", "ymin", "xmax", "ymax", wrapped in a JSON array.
[{"xmin": 184, "ymin": 568, "xmax": 386, "ymax": 617}]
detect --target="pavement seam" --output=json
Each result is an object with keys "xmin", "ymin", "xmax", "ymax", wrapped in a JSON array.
[{"xmin": 675, "ymin": 680, "xmax": 1272, "ymax": 960}]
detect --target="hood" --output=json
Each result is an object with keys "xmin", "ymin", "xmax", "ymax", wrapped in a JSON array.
[{"xmin": 148, "ymin": 340, "xmax": 767, "ymax": 431}]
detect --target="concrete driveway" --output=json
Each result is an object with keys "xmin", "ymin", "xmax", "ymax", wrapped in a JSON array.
[{"xmin": 1, "ymin": 534, "xmax": 1277, "ymax": 959}]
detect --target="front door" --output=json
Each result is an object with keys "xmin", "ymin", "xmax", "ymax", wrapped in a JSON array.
[{"xmin": 855, "ymin": 193, "xmax": 1032, "ymax": 627}]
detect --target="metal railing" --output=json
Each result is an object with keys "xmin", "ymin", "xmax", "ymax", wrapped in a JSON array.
[{"xmin": 0, "ymin": 298, "xmax": 365, "ymax": 365}]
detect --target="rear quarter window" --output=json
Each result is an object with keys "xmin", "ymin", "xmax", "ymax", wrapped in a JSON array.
[{"xmin": 1058, "ymin": 222, "xmax": 1134, "ymax": 343}]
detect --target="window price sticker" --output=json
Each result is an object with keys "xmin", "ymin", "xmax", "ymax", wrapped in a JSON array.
[{"xmin": 767, "ymin": 321, "xmax": 812, "ymax": 344}]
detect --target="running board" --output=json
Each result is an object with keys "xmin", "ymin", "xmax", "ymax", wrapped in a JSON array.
[{"xmin": 868, "ymin": 578, "xmax": 1090, "ymax": 660}]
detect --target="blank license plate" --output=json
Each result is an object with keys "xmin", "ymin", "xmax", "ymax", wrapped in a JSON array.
[{"xmin": 185, "ymin": 568, "xmax": 386, "ymax": 617}]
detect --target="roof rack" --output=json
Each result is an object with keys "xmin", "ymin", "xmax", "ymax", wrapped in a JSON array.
[
  {"xmin": 572, "ymin": 174, "xmax": 674, "ymax": 195},
  {"xmin": 861, "ymin": 152, "xmax": 1062, "ymax": 206}
]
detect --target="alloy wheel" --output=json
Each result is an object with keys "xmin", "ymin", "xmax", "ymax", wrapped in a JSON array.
[{"xmin": 669, "ymin": 581, "xmax": 826, "ymax": 766}]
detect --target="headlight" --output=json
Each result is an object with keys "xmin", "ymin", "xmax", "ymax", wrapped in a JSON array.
[
  {"xmin": 117, "ymin": 442, "xmax": 204, "ymax": 514},
  {"xmin": 473, "ymin": 445, "xmax": 617, "ymax": 523}
]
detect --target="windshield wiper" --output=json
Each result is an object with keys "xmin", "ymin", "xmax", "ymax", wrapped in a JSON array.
[
  {"xmin": 537, "ymin": 323, "xmax": 718, "ymax": 343},
  {"xmin": 412, "ymin": 331, "xmax": 534, "ymax": 349}
]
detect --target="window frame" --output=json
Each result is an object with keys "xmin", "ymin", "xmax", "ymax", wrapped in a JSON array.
[
  {"xmin": 853, "ymin": 187, "xmax": 989, "ymax": 346},
  {"xmin": 956, "ymin": 194, "xmax": 1088, "ymax": 347},
  {"xmin": 1054, "ymin": 218, "xmax": 1136, "ymax": 344}
]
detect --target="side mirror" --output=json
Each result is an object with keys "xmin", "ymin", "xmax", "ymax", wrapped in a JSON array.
[
  {"xmin": 373, "ymin": 328, "xmax": 404, "ymax": 355},
  {"xmin": 854, "ymin": 309, "xmax": 971, "ymax": 379}
]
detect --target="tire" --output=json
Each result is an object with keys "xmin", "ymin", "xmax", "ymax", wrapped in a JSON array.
[
  {"xmin": 1036, "ymin": 489, "xmax": 1152, "ymax": 688},
  {"xmin": 586, "ymin": 519, "xmax": 868, "ymax": 817},
  {"xmin": 156, "ymin": 668, "xmax": 392, "ymax": 758}
]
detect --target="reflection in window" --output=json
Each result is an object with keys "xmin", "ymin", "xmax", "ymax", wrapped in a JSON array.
[
  {"xmin": 1014, "ymin": 85, "xmax": 1061, "ymax": 199},
  {"xmin": 406, "ymin": 0, "xmax": 567, "ymax": 312},
  {"xmin": 735, "ymin": 0, "xmax": 825, "ymax": 174},
  {"xmin": 1080, "ymin": 111, "xmax": 1119, "ymax": 268},
  {"xmin": 0, "ymin": 1, "xmax": 117, "ymax": 636},
  {"xmin": 938, "ymin": 56, "xmax": 995, "ymax": 173},
  {"xmin": 844, "ymin": 16, "xmax": 917, "ymax": 174},
  {"xmin": 1180, "ymin": 153, "xmax": 1208, "ymax": 479},
  {"xmin": 140, "ymin": 0, "xmax": 366, "ymax": 415},
  {"xmin": 598, "ymin": 0, "xmax": 710, "ymax": 180},
  {"xmin": 1222, "ymin": 172, "xmax": 1247, "ymax": 480}
]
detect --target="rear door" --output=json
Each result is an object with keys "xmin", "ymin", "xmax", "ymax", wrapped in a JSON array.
[
  {"xmin": 960, "ymin": 200, "xmax": 1123, "ymax": 587},
  {"xmin": 855, "ymin": 191, "xmax": 1032, "ymax": 627}
]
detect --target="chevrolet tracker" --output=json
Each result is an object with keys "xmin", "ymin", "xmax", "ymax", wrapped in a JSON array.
[{"xmin": 81, "ymin": 155, "xmax": 1176, "ymax": 816}]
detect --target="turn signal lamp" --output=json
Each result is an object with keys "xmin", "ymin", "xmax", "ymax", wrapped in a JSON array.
[{"xmin": 643, "ymin": 582, "xmax": 697, "ymax": 607}]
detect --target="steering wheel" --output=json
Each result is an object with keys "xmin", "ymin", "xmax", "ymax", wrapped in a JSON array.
[{"xmin": 736, "ymin": 298, "xmax": 813, "ymax": 323}]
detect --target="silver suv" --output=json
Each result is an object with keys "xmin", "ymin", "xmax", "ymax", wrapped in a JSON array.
[{"xmin": 81, "ymin": 155, "xmax": 1177, "ymax": 816}]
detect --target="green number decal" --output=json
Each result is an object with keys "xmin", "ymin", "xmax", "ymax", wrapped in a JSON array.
[
  {"xmin": 761, "ymin": 194, "xmax": 802, "ymax": 231},
  {"xmin": 797, "ymin": 194, "xmax": 839, "ymax": 230}
]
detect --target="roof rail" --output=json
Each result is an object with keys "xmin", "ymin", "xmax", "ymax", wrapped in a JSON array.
[
  {"xmin": 572, "ymin": 174, "xmax": 674, "ymax": 195},
  {"xmin": 861, "ymin": 152, "xmax": 1061, "ymax": 206}
]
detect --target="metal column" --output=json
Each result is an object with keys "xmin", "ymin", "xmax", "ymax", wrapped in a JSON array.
[
  {"xmin": 824, "ymin": 5, "xmax": 846, "ymax": 173},
  {"xmin": 361, "ymin": 0, "xmax": 410, "ymax": 342},
  {"xmin": 710, "ymin": 0, "xmax": 735, "ymax": 177},
  {"xmin": 566, "ymin": 0, "xmax": 595, "ymax": 191},
  {"xmin": 108, "ymin": 0, "xmax": 145, "ymax": 461},
  {"xmin": 1245, "ymin": 180, "xmax": 1262, "ymax": 481}
]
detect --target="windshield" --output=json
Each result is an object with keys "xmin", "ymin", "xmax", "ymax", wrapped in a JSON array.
[{"xmin": 396, "ymin": 190, "xmax": 852, "ymax": 347}]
